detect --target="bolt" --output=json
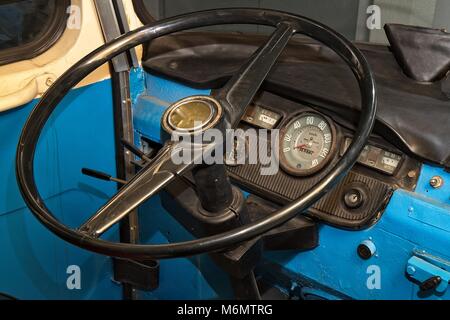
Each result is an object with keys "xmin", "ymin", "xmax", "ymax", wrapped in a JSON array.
[
  {"xmin": 407, "ymin": 266, "xmax": 416, "ymax": 275},
  {"xmin": 430, "ymin": 176, "xmax": 444, "ymax": 189},
  {"xmin": 46, "ymin": 78, "xmax": 54, "ymax": 87},
  {"xmin": 407, "ymin": 170, "xmax": 417, "ymax": 178}
]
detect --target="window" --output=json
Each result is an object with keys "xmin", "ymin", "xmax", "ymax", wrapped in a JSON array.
[
  {"xmin": 0, "ymin": 0, "xmax": 70, "ymax": 66},
  {"xmin": 134, "ymin": 0, "xmax": 450, "ymax": 44}
]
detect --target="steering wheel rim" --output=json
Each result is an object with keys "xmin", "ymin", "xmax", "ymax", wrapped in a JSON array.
[{"xmin": 16, "ymin": 8, "xmax": 377, "ymax": 259}]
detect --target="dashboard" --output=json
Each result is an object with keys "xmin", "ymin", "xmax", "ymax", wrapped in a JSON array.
[
  {"xmin": 224, "ymin": 91, "xmax": 421, "ymax": 229},
  {"xmin": 143, "ymin": 32, "xmax": 450, "ymax": 168},
  {"xmin": 137, "ymin": 77, "xmax": 422, "ymax": 230},
  {"xmin": 137, "ymin": 31, "xmax": 448, "ymax": 230},
  {"xmin": 130, "ymin": 29, "xmax": 450, "ymax": 299}
]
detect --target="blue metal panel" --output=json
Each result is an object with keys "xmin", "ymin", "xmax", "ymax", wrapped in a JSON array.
[
  {"xmin": 0, "ymin": 79, "xmax": 122, "ymax": 299},
  {"xmin": 132, "ymin": 70, "xmax": 450, "ymax": 300},
  {"xmin": 133, "ymin": 74, "xmax": 210, "ymax": 143},
  {"xmin": 130, "ymin": 67, "xmax": 146, "ymax": 104},
  {"xmin": 145, "ymin": 73, "xmax": 211, "ymax": 103}
]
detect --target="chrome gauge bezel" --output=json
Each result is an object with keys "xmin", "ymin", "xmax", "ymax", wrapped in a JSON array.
[
  {"xmin": 162, "ymin": 95, "xmax": 223, "ymax": 135},
  {"xmin": 279, "ymin": 111, "xmax": 338, "ymax": 177}
]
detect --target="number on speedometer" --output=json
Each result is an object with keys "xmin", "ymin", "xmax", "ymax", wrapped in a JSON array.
[{"xmin": 280, "ymin": 113, "xmax": 336, "ymax": 176}]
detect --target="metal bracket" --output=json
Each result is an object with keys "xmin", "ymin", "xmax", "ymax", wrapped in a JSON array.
[
  {"xmin": 114, "ymin": 258, "xmax": 160, "ymax": 291},
  {"xmin": 407, "ymin": 253, "xmax": 450, "ymax": 294}
]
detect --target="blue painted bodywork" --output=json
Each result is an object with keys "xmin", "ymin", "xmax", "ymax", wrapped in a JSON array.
[
  {"xmin": 1, "ymin": 67, "xmax": 449, "ymax": 300},
  {"xmin": 0, "ymin": 79, "xmax": 122, "ymax": 299},
  {"xmin": 133, "ymin": 71, "xmax": 211, "ymax": 144}
]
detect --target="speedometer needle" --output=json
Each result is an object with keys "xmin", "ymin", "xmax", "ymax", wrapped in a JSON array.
[{"xmin": 295, "ymin": 144, "xmax": 308, "ymax": 150}]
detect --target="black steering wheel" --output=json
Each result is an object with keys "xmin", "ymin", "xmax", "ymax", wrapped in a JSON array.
[{"xmin": 16, "ymin": 8, "xmax": 376, "ymax": 259}]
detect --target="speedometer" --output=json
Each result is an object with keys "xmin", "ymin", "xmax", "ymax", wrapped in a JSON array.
[{"xmin": 280, "ymin": 112, "xmax": 336, "ymax": 176}]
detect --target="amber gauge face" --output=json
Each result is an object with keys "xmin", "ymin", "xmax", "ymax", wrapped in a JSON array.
[
  {"xmin": 163, "ymin": 96, "xmax": 223, "ymax": 135},
  {"xmin": 168, "ymin": 100, "xmax": 214, "ymax": 131},
  {"xmin": 280, "ymin": 113, "xmax": 336, "ymax": 176}
]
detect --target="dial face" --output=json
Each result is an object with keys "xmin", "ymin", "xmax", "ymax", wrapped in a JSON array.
[
  {"xmin": 280, "ymin": 113, "xmax": 335, "ymax": 176},
  {"xmin": 168, "ymin": 100, "xmax": 214, "ymax": 131}
]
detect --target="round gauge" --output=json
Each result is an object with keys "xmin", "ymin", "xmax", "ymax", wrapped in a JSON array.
[
  {"xmin": 280, "ymin": 112, "xmax": 336, "ymax": 176},
  {"xmin": 162, "ymin": 96, "xmax": 223, "ymax": 135},
  {"xmin": 168, "ymin": 100, "xmax": 214, "ymax": 131}
]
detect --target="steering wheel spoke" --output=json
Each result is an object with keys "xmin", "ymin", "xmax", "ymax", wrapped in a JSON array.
[
  {"xmin": 78, "ymin": 141, "xmax": 211, "ymax": 238},
  {"xmin": 214, "ymin": 21, "xmax": 295, "ymax": 127}
]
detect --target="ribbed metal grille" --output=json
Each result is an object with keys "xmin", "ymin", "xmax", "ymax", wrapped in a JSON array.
[{"xmin": 228, "ymin": 163, "xmax": 391, "ymax": 226}]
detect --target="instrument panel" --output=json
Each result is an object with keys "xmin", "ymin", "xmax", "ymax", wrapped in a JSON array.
[
  {"xmin": 241, "ymin": 100, "xmax": 407, "ymax": 179},
  {"xmin": 229, "ymin": 92, "xmax": 421, "ymax": 229}
]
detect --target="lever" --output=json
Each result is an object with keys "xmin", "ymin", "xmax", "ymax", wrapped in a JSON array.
[
  {"xmin": 420, "ymin": 276, "xmax": 442, "ymax": 293},
  {"xmin": 82, "ymin": 168, "xmax": 127, "ymax": 185},
  {"xmin": 121, "ymin": 139, "xmax": 151, "ymax": 162},
  {"xmin": 130, "ymin": 159, "xmax": 144, "ymax": 169}
]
